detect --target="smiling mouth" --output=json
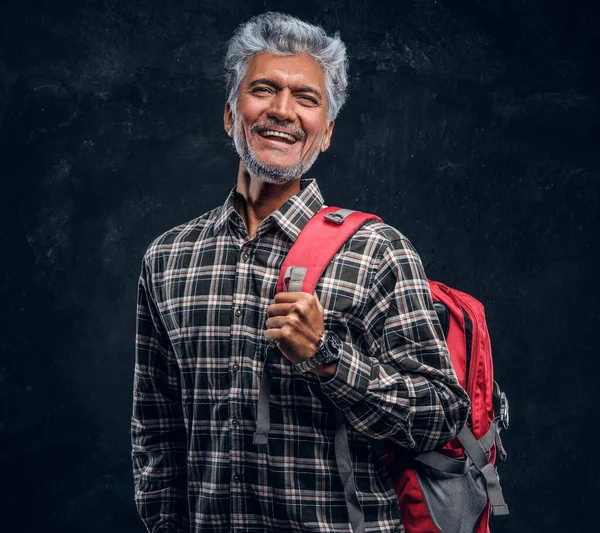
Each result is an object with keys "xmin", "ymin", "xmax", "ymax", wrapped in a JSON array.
[{"xmin": 257, "ymin": 130, "xmax": 298, "ymax": 144}]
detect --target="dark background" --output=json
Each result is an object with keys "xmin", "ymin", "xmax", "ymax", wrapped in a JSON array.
[{"xmin": 1, "ymin": 0, "xmax": 598, "ymax": 532}]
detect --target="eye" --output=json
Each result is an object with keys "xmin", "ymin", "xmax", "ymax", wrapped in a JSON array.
[
  {"xmin": 252, "ymin": 87, "xmax": 272, "ymax": 95},
  {"xmin": 299, "ymin": 95, "xmax": 318, "ymax": 105}
]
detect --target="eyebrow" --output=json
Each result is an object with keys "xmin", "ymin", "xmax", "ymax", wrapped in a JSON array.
[{"xmin": 247, "ymin": 78, "xmax": 324, "ymax": 103}]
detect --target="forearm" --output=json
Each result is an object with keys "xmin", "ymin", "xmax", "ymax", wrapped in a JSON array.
[
  {"xmin": 319, "ymin": 235, "xmax": 470, "ymax": 450},
  {"xmin": 133, "ymin": 256, "xmax": 190, "ymax": 532},
  {"xmin": 132, "ymin": 402, "xmax": 189, "ymax": 532},
  {"xmin": 320, "ymin": 337, "xmax": 469, "ymax": 451}
]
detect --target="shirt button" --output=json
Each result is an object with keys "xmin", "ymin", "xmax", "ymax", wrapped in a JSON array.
[
  {"xmin": 232, "ymin": 363, "xmax": 239, "ymax": 372},
  {"xmin": 232, "ymin": 472, "xmax": 241, "ymax": 483},
  {"xmin": 242, "ymin": 252, "xmax": 250, "ymax": 261},
  {"xmin": 231, "ymin": 419, "xmax": 239, "ymax": 428},
  {"xmin": 235, "ymin": 308, "xmax": 242, "ymax": 317}
]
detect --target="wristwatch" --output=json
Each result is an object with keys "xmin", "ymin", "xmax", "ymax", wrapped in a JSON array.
[{"xmin": 293, "ymin": 330, "xmax": 343, "ymax": 373}]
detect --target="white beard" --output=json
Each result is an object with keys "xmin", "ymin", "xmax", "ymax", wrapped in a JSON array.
[{"xmin": 232, "ymin": 118, "xmax": 322, "ymax": 184}]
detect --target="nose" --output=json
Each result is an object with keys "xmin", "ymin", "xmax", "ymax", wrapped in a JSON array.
[{"xmin": 267, "ymin": 89, "xmax": 296, "ymax": 122}]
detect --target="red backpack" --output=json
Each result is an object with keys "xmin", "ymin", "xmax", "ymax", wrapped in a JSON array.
[{"xmin": 275, "ymin": 206, "xmax": 510, "ymax": 533}]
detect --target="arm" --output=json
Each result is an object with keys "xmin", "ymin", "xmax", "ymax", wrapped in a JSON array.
[
  {"xmin": 319, "ymin": 237, "xmax": 470, "ymax": 452},
  {"xmin": 132, "ymin": 256, "xmax": 189, "ymax": 533}
]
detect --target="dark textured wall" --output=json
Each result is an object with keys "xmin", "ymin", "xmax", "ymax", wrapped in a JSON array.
[{"xmin": 1, "ymin": 1, "xmax": 598, "ymax": 532}]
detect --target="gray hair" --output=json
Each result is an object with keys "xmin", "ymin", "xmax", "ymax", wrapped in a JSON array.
[{"xmin": 224, "ymin": 12, "xmax": 349, "ymax": 121}]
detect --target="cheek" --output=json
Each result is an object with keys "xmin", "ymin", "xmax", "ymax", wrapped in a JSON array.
[
  {"xmin": 238, "ymin": 101, "xmax": 265, "ymax": 123},
  {"xmin": 304, "ymin": 116, "xmax": 328, "ymax": 139},
  {"xmin": 235, "ymin": 114, "xmax": 255, "ymax": 138},
  {"xmin": 304, "ymin": 125, "xmax": 327, "ymax": 150}
]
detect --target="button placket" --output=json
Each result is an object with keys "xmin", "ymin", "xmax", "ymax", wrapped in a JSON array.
[
  {"xmin": 226, "ymin": 238, "xmax": 261, "ymax": 521},
  {"xmin": 230, "ymin": 243, "xmax": 253, "ymax": 519}
]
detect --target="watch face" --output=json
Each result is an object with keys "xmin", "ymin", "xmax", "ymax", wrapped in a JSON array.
[
  {"xmin": 324, "ymin": 331, "xmax": 342, "ymax": 355},
  {"xmin": 293, "ymin": 331, "xmax": 342, "ymax": 373}
]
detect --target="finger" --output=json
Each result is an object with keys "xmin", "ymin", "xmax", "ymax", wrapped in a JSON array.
[
  {"xmin": 264, "ymin": 316, "xmax": 286, "ymax": 329},
  {"xmin": 263, "ymin": 329, "xmax": 281, "ymax": 346},
  {"xmin": 273, "ymin": 291, "xmax": 312, "ymax": 303},
  {"xmin": 266, "ymin": 302, "xmax": 295, "ymax": 317}
]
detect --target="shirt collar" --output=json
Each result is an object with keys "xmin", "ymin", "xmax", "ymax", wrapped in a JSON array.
[{"xmin": 213, "ymin": 178, "xmax": 325, "ymax": 243}]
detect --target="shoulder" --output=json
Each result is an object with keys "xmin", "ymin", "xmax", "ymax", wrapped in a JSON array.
[
  {"xmin": 347, "ymin": 217, "xmax": 419, "ymax": 261},
  {"xmin": 343, "ymin": 217, "xmax": 427, "ymax": 288},
  {"xmin": 142, "ymin": 206, "xmax": 221, "ymax": 269},
  {"xmin": 354, "ymin": 218, "xmax": 410, "ymax": 244}
]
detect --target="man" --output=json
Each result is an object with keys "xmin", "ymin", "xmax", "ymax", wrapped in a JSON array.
[{"xmin": 132, "ymin": 12, "xmax": 470, "ymax": 533}]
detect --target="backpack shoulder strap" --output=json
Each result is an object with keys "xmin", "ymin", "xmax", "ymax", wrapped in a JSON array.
[
  {"xmin": 276, "ymin": 206, "xmax": 383, "ymax": 294},
  {"xmin": 273, "ymin": 205, "xmax": 382, "ymax": 533}
]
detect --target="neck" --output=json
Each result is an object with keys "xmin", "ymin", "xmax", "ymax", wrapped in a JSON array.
[{"xmin": 233, "ymin": 164, "xmax": 302, "ymax": 238}]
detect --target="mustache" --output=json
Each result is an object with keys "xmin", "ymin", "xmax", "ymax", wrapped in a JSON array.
[{"xmin": 250, "ymin": 120, "xmax": 306, "ymax": 141}]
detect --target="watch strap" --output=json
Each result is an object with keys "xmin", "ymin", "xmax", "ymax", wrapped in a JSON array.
[{"xmin": 293, "ymin": 331, "xmax": 341, "ymax": 373}]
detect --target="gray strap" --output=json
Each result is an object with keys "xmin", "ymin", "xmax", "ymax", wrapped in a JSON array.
[
  {"xmin": 479, "ymin": 464, "xmax": 509, "ymax": 516},
  {"xmin": 414, "ymin": 451, "xmax": 470, "ymax": 475},
  {"xmin": 495, "ymin": 427, "xmax": 508, "ymax": 463},
  {"xmin": 494, "ymin": 380, "xmax": 510, "ymax": 430},
  {"xmin": 478, "ymin": 417, "xmax": 508, "ymax": 463},
  {"xmin": 334, "ymin": 411, "xmax": 365, "ymax": 533},
  {"xmin": 457, "ymin": 425, "xmax": 509, "ymax": 516},
  {"xmin": 456, "ymin": 423, "xmax": 496, "ymax": 476},
  {"xmin": 491, "ymin": 381, "xmax": 509, "ymax": 462},
  {"xmin": 479, "ymin": 418, "xmax": 500, "ymax": 454},
  {"xmin": 415, "ymin": 417, "xmax": 506, "ymax": 473},
  {"xmin": 253, "ymin": 355, "xmax": 272, "ymax": 445},
  {"xmin": 493, "ymin": 380, "xmax": 502, "ymax": 399},
  {"xmin": 282, "ymin": 266, "xmax": 308, "ymax": 293},
  {"xmin": 323, "ymin": 209, "xmax": 358, "ymax": 225}
]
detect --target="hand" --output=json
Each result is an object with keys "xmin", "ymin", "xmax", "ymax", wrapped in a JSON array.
[{"xmin": 264, "ymin": 291, "xmax": 324, "ymax": 364}]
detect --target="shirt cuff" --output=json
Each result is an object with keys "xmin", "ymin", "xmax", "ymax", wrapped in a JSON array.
[{"xmin": 318, "ymin": 340, "xmax": 373, "ymax": 409}]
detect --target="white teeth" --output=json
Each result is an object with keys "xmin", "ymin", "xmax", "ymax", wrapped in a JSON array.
[{"xmin": 261, "ymin": 130, "xmax": 296, "ymax": 142}]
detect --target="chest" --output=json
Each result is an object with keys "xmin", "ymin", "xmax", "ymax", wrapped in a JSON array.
[{"xmin": 152, "ymin": 234, "xmax": 374, "ymax": 370}]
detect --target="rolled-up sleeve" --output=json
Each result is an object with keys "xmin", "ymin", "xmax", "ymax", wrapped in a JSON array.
[
  {"xmin": 131, "ymin": 255, "xmax": 189, "ymax": 533},
  {"xmin": 320, "ymin": 237, "xmax": 470, "ymax": 452}
]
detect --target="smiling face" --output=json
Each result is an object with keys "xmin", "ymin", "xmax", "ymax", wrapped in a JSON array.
[{"xmin": 224, "ymin": 52, "xmax": 335, "ymax": 184}]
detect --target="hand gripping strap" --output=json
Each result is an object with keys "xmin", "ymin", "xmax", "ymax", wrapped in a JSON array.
[{"xmin": 276, "ymin": 207, "xmax": 383, "ymax": 294}]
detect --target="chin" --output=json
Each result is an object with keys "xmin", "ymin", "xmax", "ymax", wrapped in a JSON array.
[
  {"xmin": 251, "ymin": 162, "xmax": 303, "ymax": 184},
  {"xmin": 234, "ymin": 130, "xmax": 318, "ymax": 184},
  {"xmin": 258, "ymin": 174, "xmax": 299, "ymax": 185}
]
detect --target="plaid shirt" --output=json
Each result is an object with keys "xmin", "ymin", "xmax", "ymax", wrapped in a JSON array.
[{"xmin": 132, "ymin": 178, "xmax": 470, "ymax": 533}]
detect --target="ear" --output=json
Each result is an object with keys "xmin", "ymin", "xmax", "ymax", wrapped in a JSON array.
[
  {"xmin": 320, "ymin": 120, "xmax": 335, "ymax": 152},
  {"xmin": 224, "ymin": 102, "xmax": 234, "ymax": 137}
]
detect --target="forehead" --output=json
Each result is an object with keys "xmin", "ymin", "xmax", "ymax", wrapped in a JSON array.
[{"xmin": 242, "ymin": 51, "xmax": 326, "ymax": 90}]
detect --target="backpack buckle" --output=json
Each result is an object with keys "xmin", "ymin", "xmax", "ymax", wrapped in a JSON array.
[
  {"xmin": 282, "ymin": 266, "xmax": 307, "ymax": 292},
  {"xmin": 499, "ymin": 392, "xmax": 509, "ymax": 430},
  {"xmin": 323, "ymin": 212, "xmax": 345, "ymax": 225}
]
